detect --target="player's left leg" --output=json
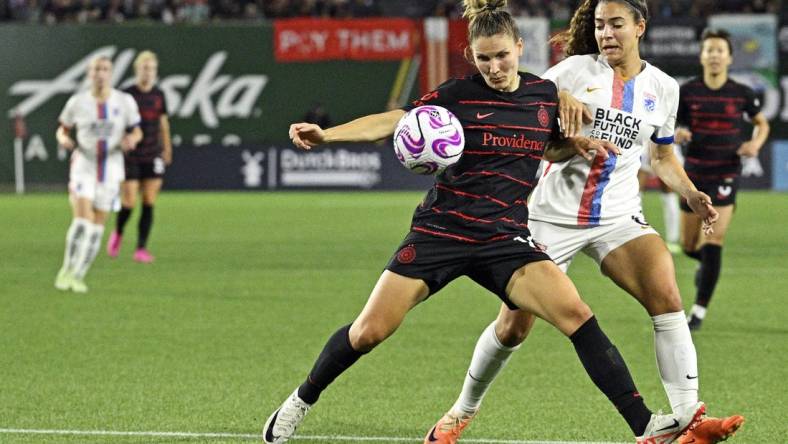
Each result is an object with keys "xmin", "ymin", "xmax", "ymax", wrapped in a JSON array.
[
  {"xmin": 134, "ymin": 177, "xmax": 163, "ymax": 263},
  {"xmin": 109, "ymin": 179, "xmax": 139, "ymax": 258},
  {"xmin": 687, "ymin": 205, "xmax": 734, "ymax": 329},
  {"xmin": 601, "ymin": 233, "xmax": 700, "ymax": 417}
]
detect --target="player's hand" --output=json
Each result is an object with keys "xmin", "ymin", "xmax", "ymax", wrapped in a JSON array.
[
  {"xmin": 737, "ymin": 141, "xmax": 759, "ymax": 158},
  {"xmin": 569, "ymin": 136, "xmax": 621, "ymax": 161},
  {"xmin": 289, "ymin": 123, "xmax": 325, "ymax": 150},
  {"xmin": 686, "ymin": 190, "xmax": 719, "ymax": 235},
  {"xmin": 558, "ymin": 91, "xmax": 593, "ymax": 138},
  {"xmin": 674, "ymin": 127, "xmax": 692, "ymax": 144},
  {"xmin": 120, "ymin": 135, "xmax": 137, "ymax": 152},
  {"xmin": 59, "ymin": 137, "xmax": 76, "ymax": 151}
]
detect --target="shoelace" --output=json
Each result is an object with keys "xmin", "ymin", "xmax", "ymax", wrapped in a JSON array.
[
  {"xmin": 438, "ymin": 414, "xmax": 472, "ymax": 435},
  {"xmin": 275, "ymin": 401, "xmax": 309, "ymax": 432}
]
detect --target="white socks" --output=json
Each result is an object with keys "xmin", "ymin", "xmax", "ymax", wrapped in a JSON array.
[
  {"xmin": 452, "ymin": 321, "xmax": 520, "ymax": 415},
  {"xmin": 73, "ymin": 223, "xmax": 105, "ymax": 279},
  {"xmin": 652, "ymin": 311, "xmax": 699, "ymax": 416},
  {"xmin": 660, "ymin": 192, "xmax": 680, "ymax": 244},
  {"xmin": 689, "ymin": 304, "xmax": 707, "ymax": 320},
  {"xmin": 62, "ymin": 218, "xmax": 90, "ymax": 273}
]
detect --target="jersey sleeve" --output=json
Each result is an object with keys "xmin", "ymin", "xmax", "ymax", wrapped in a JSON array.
[
  {"xmin": 403, "ymin": 78, "xmax": 459, "ymax": 112},
  {"xmin": 123, "ymin": 93, "xmax": 142, "ymax": 130},
  {"xmin": 58, "ymin": 95, "xmax": 77, "ymax": 128},
  {"xmin": 541, "ymin": 55, "xmax": 582, "ymax": 91},
  {"xmin": 651, "ymin": 77, "xmax": 679, "ymax": 145},
  {"xmin": 743, "ymin": 85, "xmax": 762, "ymax": 118}
]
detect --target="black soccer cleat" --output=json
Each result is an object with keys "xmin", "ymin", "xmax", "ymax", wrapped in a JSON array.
[{"xmin": 687, "ymin": 314, "xmax": 703, "ymax": 331}]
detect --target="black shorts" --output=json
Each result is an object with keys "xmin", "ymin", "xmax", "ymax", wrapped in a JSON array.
[
  {"xmin": 681, "ymin": 177, "xmax": 738, "ymax": 211},
  {"xmin": 125, "ymin": 157, "xmax": 166, "ymax": 180},
  {"xmin": 385, "ymin": 230, "xmax": 551, "ymax": 309}
]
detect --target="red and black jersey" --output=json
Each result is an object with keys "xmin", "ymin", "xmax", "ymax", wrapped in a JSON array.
[
  {"xmin": 124, "ymin": 85, "xmax": 168, "ymax": 162},
  {"xmin": 677, "ymin": 78, "xmax": 760, "ymax": 181},
  {"xmin": 403, "ymin": 72, "xmax": 560, "ymax": 243}
]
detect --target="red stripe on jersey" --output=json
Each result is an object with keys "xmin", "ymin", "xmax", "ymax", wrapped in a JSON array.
[
  {"xmin": 684, "ymin": 96, "xmax": 745, "ymax": 103},
  {"xmin": 459, "ymin": 100, "xmax": 519, "ymax": 107},
  {"xmin": 525, "ymin": 101, "xmax": 557, "ymax": 106},
  {"xmin": 411, "ymin": 226, "xmax": 512, "ymax": 244},
  {"xmin": 430, "ymin": 207, "xmax": 529, "ymax": 228},
  {"xmin": 690, "ymin": 112, "xmax": 740, "ymax": 119},
  {"xmin": 685, "ymin": 157, "xmax": 739, "ymax": 166},
  {"xmin": 463, "ymin": 150, "xmax": 543, "ymax": 160},
  {"xmin": 435, "ymin": 183, "xmax": 509, "ymax": 207},
  {"xmin": 577, "ymin": 154, "xmax": 607, "ymax": 225},
  {"xmin": 692, "ymin": 128, "xmax": 741, "ymax": 135},
  {"xmin": 524, "ymin": 79, "xmax": 548, "ymax": 85},
  {"xmin": 458, "ymin": 170, "xmax": 535, "ymax": 187},
  {"xmin": 463, "ymin": 124, "xmax": 552, "ymax": 133},
  {"xmin": 687, "ymin": 171, "xmax": 738, "ymax": 180}
]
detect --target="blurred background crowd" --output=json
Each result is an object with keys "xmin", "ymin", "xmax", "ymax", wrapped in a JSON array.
[{"xmin": 0, "ymin": 0, "xmax": 782, "ymax": 24}]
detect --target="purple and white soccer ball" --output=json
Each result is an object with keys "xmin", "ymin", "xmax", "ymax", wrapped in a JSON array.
[{"xmin": 393, "ymin": 105, "xmax": 464, "ymax": 175}]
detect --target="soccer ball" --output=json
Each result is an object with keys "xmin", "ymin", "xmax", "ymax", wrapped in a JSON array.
[{"xmin": 393, "ymin": 105, "xmax": 464, "ymax": 175}]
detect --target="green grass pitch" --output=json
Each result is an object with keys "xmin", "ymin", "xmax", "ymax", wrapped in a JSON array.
[{"xmin": 0, "ymin": 191, "xmax": 786, "ymax": 443}]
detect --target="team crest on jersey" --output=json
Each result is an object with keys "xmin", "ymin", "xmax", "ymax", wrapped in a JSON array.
[
  {"xmin": 725, "ymin": 103, "xmax": 737, "ymax": 115},
  {"xmin": 396, "ymin": 244, "xmax": 416, "ymax": 264},
  {"xmin": 537, "ymin": 107, "xmax": 549, "ymax": 127},
  {"xmin": 718, "ymin": 185, "xmax": 732, "ymax": 198},
  {"xmin": 643, "ymin": 92, "xmax": 657, "ymax": 112}
]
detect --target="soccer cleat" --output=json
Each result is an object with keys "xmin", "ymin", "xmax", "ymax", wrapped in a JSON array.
[
  {"xmin": 424, "ymin": 410, "xmax": 476, "ymax": 443},
  {"xmin": 107, "ymin": 231, "xmax": 122, "ymax": 258},
  {"xmin": 263, "ymin": 389, "xmax": 312, "ymax": 444},
  {"xmin": 678, "ymin": 415, "xmax": 745, "ymax": 444},
  {"xmin": 636, "ymin": 401, "xmax": 705, "ymax": 444},
  {"xmin": 687, "ymin": 315, "xmax": 703, "ymax": 331},
  {"xmin": 54, "ymin": 268, "xmax": 72, "ymax": 291},
  {"xmin": 69, "ymin": 277, "xmax": 88, "ymax": 293},
  {"xmin": 133, "ymin": 248, "xmax": 155, "ymax": 263}
]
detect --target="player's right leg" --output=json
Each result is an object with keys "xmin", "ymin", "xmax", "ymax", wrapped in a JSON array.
[
  {"xmin": 108, "ymin": 175, "xmax": 139, "ymax": 258},
  {"xmin": 263, "ymin": 271, "xmax": 429, "ymax": 443},
  {"xmin": 507, "ymin": 261, "xmax": 703, "ymax": 441},
  {"xmin": 57, "ymin": 180, "xmax": 95, "ymax": 291}
]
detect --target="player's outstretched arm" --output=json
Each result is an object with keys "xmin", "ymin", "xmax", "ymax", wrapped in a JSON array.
[
  {"xmin": 289, "ymin": 109, "xmax": 405, "ymax": 150},
  {"xmin": 650, "ymin": 143, "xmax": 719, "ymax": 233},
  {"xmin": 544, "ymin": 136, "xmax": 620, "ymax": 162}
]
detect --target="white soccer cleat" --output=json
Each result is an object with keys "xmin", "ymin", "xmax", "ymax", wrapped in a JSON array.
[
  {"xmin": 636, "ymin": 401, "xmax": 705, "ymax": 444},
  {"xmin": 69, "ymin": 277, "xmax": 88, "ymax": 293},
  {"xmin": 263, "ymin": 388, "xmax": 312, "ymax": 444},
  {"xmin": 54, "ymin": 268, "xmax": 72, "ymax": 291}
]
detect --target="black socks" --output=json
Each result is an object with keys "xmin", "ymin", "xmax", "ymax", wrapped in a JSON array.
[
  {"xmin": 138, "ymin": 204, "xmax": 154, "ymax": 249},
  {"xmin": 116, "ymin": 206, "xmax": 132, "ymax": 235},
  {"xmin": 569, "ymin": 316, "xmax": 652, "ymax": 436},
  {"xmin": 695, "ymin": 244, "xmax": 722, "ymax": 307},
  {"xmin": 297, "ymin": 324, "xmax": 366, "ymax": 405}
]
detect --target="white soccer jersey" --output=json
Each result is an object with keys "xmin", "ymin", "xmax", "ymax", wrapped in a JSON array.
[
  {"xmin": 59, "ymin": 89, "xmax": 141, "ymax": 184},
  {"xmin": 528, "ymin": 54, "xmax": 679, "ymax": 226}
]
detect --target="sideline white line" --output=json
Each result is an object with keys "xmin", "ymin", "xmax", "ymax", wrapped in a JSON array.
[{"xmin": 0, "ymin": 428, "xmax": 628, "ymax": 444}]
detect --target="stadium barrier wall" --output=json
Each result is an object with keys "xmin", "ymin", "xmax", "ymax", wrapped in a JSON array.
[{"xmin": 2, "ymin": 15, "xmax": 787, "ymax": 190}]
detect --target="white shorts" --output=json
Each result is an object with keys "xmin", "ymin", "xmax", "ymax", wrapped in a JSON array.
[
  {"xmin": 69, "ymin": 174, "xmax": 120, "ymax": 212},
  {"xmin": 529, "ymin": 214, "xmax": 658, "ymax": 272}
]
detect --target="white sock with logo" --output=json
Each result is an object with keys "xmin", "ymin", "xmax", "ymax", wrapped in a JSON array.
[
  {"xmin": 660, "ymin": 192, "xmax": 680, "ymax": 244},
  {"xmin": 452, "ymin": 321, "xmax": 520, "ymax": 415},
  {"xmin": 653, "ymin": 311, "xmax": 699, "ymax": 416},
  {"xmin": 73, "ymin": 223, "xmax": 105, "ymax": 279},
  {"xmin": 62, "ymin": 218, "xmax": 90, "ymax": 273}
]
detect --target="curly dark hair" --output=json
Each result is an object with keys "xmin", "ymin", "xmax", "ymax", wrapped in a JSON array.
[{"xmin": 551, "ymin": 0, "xmax": 649, "ymax": 56}]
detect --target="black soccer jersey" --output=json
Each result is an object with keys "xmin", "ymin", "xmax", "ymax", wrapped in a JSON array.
[
  {"xmin": 124, "ymin": 85, "xmax": 168, "ymax": 162},
  {"xmin": 403, "ymin": 72, "xmax": 560, "ymax": 243},
  {"xmin": 677, "ymin": 78, "xmax": 761, "ymax": 181}
]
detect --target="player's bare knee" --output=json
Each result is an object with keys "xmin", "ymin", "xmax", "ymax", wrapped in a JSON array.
[
  {"xmin": 495, "ymin": 313, "xmax": 532, "ymax": 346},
  {"xmin": 348, "ymin": 322, "xmax": 390, "ymax": 352}
]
